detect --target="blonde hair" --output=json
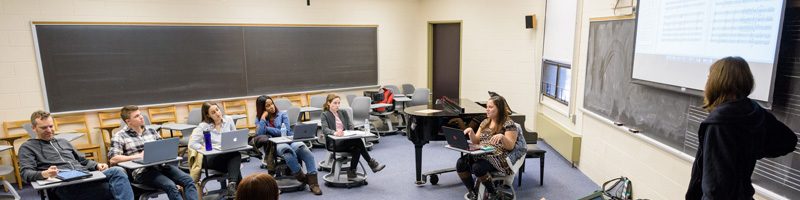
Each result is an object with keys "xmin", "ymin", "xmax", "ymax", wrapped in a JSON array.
[{"xmin": 703, "ymin": 56, "xmax": 754, "ymax": 112}]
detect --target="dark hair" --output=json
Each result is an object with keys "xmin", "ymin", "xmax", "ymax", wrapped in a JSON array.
[
  {"xmin": 236, "ymin": 173, "xmax": 279, "ymax": 200},
  {"xmin": 255, "ymin": 95, "xmax": 279, "ymax": 121},
  {"xmin": 201, "ymin": 101, "xmax": 221, "ymax": 125},
  {"xmin": 703, "ymin": 56, "xmax": 754, "ymax": 112},
  {"xmin": 480, "ymin": 95, "xmax": 511, "ymax": 135},
  {"xmin": 30, "ymin": 110, "xmax": 51, "ymax": 126},
  {"xmin": 323, "ymin": 94, "xmax": 340, "ymax": 111},
  {"xmin": 120, "ymin": 105, "xmax": 139, "ymax": 121}
]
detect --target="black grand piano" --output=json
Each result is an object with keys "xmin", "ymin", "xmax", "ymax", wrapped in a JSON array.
[{"xmin": 405, "ymin": 97, "xmax": 486, "ymax": 185}]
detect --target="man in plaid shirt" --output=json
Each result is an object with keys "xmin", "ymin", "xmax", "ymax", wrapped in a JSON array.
[{"xmin": 109, "ymin": 105, "xmax": 198, "ymax": 200}]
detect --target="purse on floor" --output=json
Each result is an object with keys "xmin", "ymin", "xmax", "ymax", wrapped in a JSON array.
[{"xmin": 578, "ymin": 176, "xmax": 633, "ymax": 200}]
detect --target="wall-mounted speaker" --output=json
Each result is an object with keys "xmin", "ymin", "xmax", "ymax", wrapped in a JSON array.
[{"xmin": 525, "ymin": 15, "xmax": 537, "ymax": 29}]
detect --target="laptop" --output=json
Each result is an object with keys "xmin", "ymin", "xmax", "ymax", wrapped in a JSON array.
[
  {"xmin": 292, "ymin": 123, "xmax": 317, "ymax": 139},
  {"xmin": 442, "ymin": 126, "xmax": 483, "ymax": 151},
  {"xmin": 133, "ymin": 138, "xmax": 179, "ymax": 164},
  {"xmin": 215, "ymin": 129, "xmax": 249, "ymax": 150}
]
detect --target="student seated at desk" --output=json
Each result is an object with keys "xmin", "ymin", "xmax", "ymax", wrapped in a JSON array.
[
  {"xmin": 188, "ymin": 102, "xmax": 243, "ymax": 197},
  {"xmin": 109, "ymin": 105, "xmax": 198, "ymax": 200},
  {"xmin": 320, "ymin": 94, "xmax": 385, "ymax": 179},
  {"xmin": 457, "ymin": 95, "xmax": 518, "ymax": 200},
  {"xmin": 251, "ymin": 95, "xmax": 322, "ymax": 195},
  {"xmin": 236, "ymin": 173, "xmax": 279, "ymax": 200},
  {"xmin": 18, "ymin": 110, "xmax": 134, "ymax": 200}
]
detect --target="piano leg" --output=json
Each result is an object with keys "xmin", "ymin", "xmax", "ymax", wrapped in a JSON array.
[{"xmin": 415, "ymin": 144, "xmax": 425, "ymax": 185}]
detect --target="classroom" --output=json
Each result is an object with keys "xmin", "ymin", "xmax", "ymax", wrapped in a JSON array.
[{"xmin": 0, "ymin": 0, "xmax": 797, "ymax": 199}]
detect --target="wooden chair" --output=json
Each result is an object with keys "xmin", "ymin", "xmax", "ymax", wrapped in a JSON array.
[
  {"xmin": 1, "ymin": 120, "xmax": 29, "ymax": 189},
  {"xmin": 223, "ymin": 99, "xmax": 255, "ymax": 130},
  {"xmin": 97, "ymin": 111, "xmax": 122, "ymax": 153},
  {"xmin": 53, "ymin": 114, "xmax": 103, "ymax": 163},
  {"xmin": 187, "ymin": 103, "xmax": 203, "ymax": 112},
  {"xmin": 147, "ymin": 105, "xmax": 179, "ymax": 138}
]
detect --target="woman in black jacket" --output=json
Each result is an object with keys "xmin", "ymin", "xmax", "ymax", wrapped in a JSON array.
[
  {"xmin": 320, "ymin": 94, "xmax": 385, "ymax": 179},
  {"xmin": 686, "ymin": 56, "xmax": 797, "ymax": 199}
]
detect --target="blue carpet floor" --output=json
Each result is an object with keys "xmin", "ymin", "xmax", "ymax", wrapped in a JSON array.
[{"xmin": 8, "ymin": 134, "xmax": 598, "ymax": 199}]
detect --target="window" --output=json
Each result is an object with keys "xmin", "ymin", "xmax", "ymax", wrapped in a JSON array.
[{"xmin": 541, "ymin": 60, "xmax": 571, "ymax": 105}]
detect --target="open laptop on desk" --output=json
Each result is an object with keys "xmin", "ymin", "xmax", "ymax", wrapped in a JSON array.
[
  {"xmin": 133, "ymin": 138, "xmax": 179, "ymax": 164},
  {"xmin": 215, "ymin": 129, "xmax": 249, "ymax": 150},
  {"xmin": 271, "ymin": 123, "xmax": 318, "ymax": 143},
  {"xmin": 443, "ymin": 126, "xmax": 485, "ymax": 151}
]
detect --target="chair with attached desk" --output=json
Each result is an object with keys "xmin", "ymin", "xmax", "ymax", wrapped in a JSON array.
[
  {"xmin": 97, "ymin": 111, "xmax": 122, "ymax": 153},
  {"xmin": 402, "ymin": 84, "xmax": 415, "ymax": 96},
  {"xmin": 409, "ymin": 88, "xmax": 430, "ymax": 107},
  {"xmin": 52, "ymin": 114, "xmax": 103, "ymax": 163},
  {"xmin": 1, "ymin": 120, "xmax": 29, "ymax": 189},
  {"xmin": 223, "ymin": 99, "xmax": 256, "ymax": 132},
  {"xmin": 474, "ymin": 123, "xmax": 527, "ymax": 200},
  {"xmin": 274, "ymin": 98, "xmax": 293, "ymax": 112},
  {"xmin": 307, "ymin": 95, "xmax": 326, "ymax": 124},
  {"xmin": 317, "ymin": 107, "xmax": 352, "ymax": 171},
  {"xmin": 351, "ymin": 97, "xmax": 379, "ymax": 147},
  {"xmin": 321, "ymin": 130, "xmax": 369, "ymax": 188},
  {"xmin": 147, "ymin": 105, "xmax": 182, "ymax": 139}
]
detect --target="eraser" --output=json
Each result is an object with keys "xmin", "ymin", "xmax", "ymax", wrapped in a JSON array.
[
  {"xmin": 613, "ymin": 121, "xmax": 623, "ymax": 126},
  {"xmin": 628, "ymin": 128, "xmax": 639, "ymax": 133}
]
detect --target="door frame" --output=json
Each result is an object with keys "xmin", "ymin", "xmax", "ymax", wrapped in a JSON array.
[{"xmin": 427, "ymin": 20, "xmax": 463, "ymax": 100}]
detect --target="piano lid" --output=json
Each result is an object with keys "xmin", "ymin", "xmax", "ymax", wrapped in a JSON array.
[{"xmin": 404, "ymin": 98, "xmax": 485, "ymax": 117}]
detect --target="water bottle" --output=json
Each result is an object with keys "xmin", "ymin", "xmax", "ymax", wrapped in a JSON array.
[
  {"xmin": 280, "ymin": 123, "xmax": 287, "ymax": 137},
  {"xmin": 203, "ymin": 127, "xmax": 212, "ymax": 151},
  {"xmin": 364, "ymin": 119, "xmax": 370, "ymax": 134}
]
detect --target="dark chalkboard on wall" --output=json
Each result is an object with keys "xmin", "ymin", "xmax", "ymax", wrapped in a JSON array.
[
  {"xmin": 583, "ymin": 18, "xmax": 800, "ymax": 198},
  {"xmin": 33, "ymin": 23, "xmax": 378, "ymax": 113}
]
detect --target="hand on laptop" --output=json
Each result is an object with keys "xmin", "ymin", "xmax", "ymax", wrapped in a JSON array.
[
  {"xmin": 463, "ymin": 128, "xmax": 474, "ymax": 136},
  {"xmin": 41, "ymin": 165, "xmax": 58, "ymax": 179},
  {"xmin": 96, "ymin": 163, "xmax": 108, "ymax": 171}
]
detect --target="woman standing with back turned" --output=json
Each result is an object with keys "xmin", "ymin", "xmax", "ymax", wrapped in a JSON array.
[{"xmin": 686, "ymin": 56, "xmax": 797, "ymax": 199}]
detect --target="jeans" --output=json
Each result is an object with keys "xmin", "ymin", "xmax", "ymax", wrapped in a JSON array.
[
  {"xmin": 277, "ymin": 142, "xmax": 318, "ymax": 174},
  {"xmin": 134, "ymin": 165, "xmax": 198, "ymax": 200},
  {"xmin": 52, "ymin": 166, "xmax": 134, "ymax": 200}
]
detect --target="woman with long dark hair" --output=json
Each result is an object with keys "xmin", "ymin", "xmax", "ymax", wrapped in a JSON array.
[
  {"xmin": 252, "ymin": 95, "xmax": 322, "ymax": 195},
  {"xmin": 456, "ymin": 95, "xmax": 518, "ymax": 200}
]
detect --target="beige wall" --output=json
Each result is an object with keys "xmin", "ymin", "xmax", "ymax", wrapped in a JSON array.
[{"xmin": 421, "ymin": 0, "xmax": 545, "ymax": 130}]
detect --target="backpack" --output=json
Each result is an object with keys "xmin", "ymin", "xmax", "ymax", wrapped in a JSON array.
[{"xmin": 373, "ymin": 88, "xmax": 394, "ymax": 112}]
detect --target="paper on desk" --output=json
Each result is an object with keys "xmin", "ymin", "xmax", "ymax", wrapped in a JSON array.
[
  {"xmin": 36, "ymin": 177, "xmax": 62, "ymax": 185},
  {"xmin": 343, "ymin": 131, "xmax": 361, "ymax": 136},
  {"xmin": 271, "ymin": 137, "xmax": 291, "ymax": 143},
  {"xmin": 415, "ymin": 109, "xmax": 441, "ymax": 114}
]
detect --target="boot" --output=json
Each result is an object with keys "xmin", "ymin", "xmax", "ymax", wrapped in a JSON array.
[
  {"xmin": 307, "ymin": 173, "xmax": 323, "ymax": 195},
  {"xmin": 458, "ymin": 172, "xmax": 477, "ymax": 200},
  {"xmin": 294, "ymin": 172, "xmax": 308, "ymax": 185},
  {"xmin": 368, "ymin": 158, "xmax": 385, "ymax": 173},
  {"xmin": 347, "ymin": 169, "xmax": 358, "ymax": 180},
  {"xmin": 476, "ymin": 175, "xmax": 496, "ymax": 199}
]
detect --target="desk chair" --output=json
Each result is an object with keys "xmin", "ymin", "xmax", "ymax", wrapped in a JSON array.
[
  {"xmin": 131, "ymin": 182, "xmax": 168, "ymax": 200},
  {"xmin": 318, "ymin": 107, "xmax": 352, "ymax": 171},
  {"xmin": 474, "ymin": 123, "xmax": 527, "ymax": 200},
  {"xmin": 321, "ymin": 134, "xmax": 367, "ymax": 188},
  {"xmin": 351, "ymin": 97, "xmax": 378, "ymax": 147},
  {"xmin": 186, "ymin": 103, "xmax": 203, "ymax": 112},
  {"xmin": 384, "ymin": 85, "xmax": 401, "ymax": 96},
  {"xmin": 178, "ymin": 109, "xmax": 202, "ymax": 172},
  {"xmin": 274, "ymin": 98, "xmax": 293, "ymax": 112},
  {"xmin": 308, "ymin": 95, "xmax": 326, "ymax": 123},
  {"xmin": 262, "ymin": 144, "xmax": 306, "ymax": 193},
  {"xmin": 402, "ymin": 84, "xmax": 415, "ymax": 96},
  {"xmin": 346, "ymin": 94, "xmax": 357, "ymax": 107},
  {"xmin": 223, "ymin": 99, "xmax": 256, "ymax": 131},
  {"xmin": 2, "ymin": 120, "xmax": 30, "ymax": 189},
  {"xmin": 409, "ymin": 88, "xmax": 430, "ymax": 107},
  {"xmin": 97, "ymin": 111, "xmax": 122, "ymax": 153},
  {"xmin": 53, "ymin": 114, "xmax": 102, "ymax": 163}
]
